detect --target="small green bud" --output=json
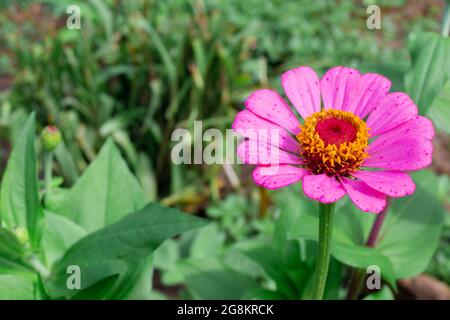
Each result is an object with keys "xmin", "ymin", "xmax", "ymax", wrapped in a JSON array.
[
  {"xmin": 13, "ymin": 227, "xmax": 29, "ymax": 245},
  {"xmin": 40, "ymin": 126, "xmax": 62, "ymax": 151}
]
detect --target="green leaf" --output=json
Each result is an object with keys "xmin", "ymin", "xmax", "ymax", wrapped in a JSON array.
[
  {"xmin": 0, "ymin": 228, "xmax": 32, "ymax": 274},
  {"xmin": 70, "ymin": 256, "xmax": 154, "ymax": 300},
  {"xmin": 41, "ymin": 212, "xmax": 87, "ymax": 266},
  {"xmin": 48, "ymin": 139, "xmax": 161, "ymax": 299},
  {"xmin": 404, "ymin": 32, "xmax": 450, "ymax": 114},
  {"xmin": 241, "ymin": 242, "xmax": 306, "ymax": 299},
  {"xmin": 189, "ymin": 224, "xmax": 225, "ymax": 259},
  {"xmin": 54, "ymin": 139, "xmax": 147, "ymax": 232},
  {"xmin": 427, "ymin": 80, "xmax": 450, "ymax": 134},
  {"xmin": 242, "ymin": 288, "xmax": 285, "ymax": 300},
  {"xmin": 364, "ymin": 286, "xmax": 394, "ymax": 300},
  {"xmin": 0, "ymin": 113, "xmax": 43, "ymax": 248},
  {"xmin": 330, "ymin": 242, "xmax": 396, "ymax": 289},
  {"xmin": 0, "ymin": 228, "xmax": 25, "ymax": 259},
  {"xmin": 181, "ymin": 258, "xmax": 259, "ymax": 300},
  {"xmin": 377, "ymin": 170, "xmax": 445, "ymax": 278},
  {"xmin": 46, "ymin": 202, "xmax": 208, "ymax": 298},
  {"xmin": 0, "ymin": 275, "xmax": 35, "ymax": 300},
  {"xmin": 104, "ymin": 256, "xmax": 154, "ymax": 300}
]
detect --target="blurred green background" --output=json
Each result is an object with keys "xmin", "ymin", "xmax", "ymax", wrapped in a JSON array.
[{"xmin": 0, "ymin": 0, "xmax": 449, "ymax": 299}]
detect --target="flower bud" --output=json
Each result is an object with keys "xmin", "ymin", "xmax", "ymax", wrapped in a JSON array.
[
  {"xmin": 13, "ymin": 227, "xmax": 29, "ymax": 245},
  {"xmin": 40, "ymin": 126, "xmax": 62, "ymax": 151}
]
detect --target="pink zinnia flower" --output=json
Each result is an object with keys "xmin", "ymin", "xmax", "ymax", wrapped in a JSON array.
[{"xmin": 233, "ymin": 66, "xmax": 434, "ymax": 213}]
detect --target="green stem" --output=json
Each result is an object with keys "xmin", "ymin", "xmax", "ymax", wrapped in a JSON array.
[
  {"xmin": 28, "ymin": 255, "xmax": 51, "ymax": 279},
  {"xmin": 312, "ymin": 202, "xmax": 335, "ymax": 300},
  {"xmin": 44, "ymin": 151, "xmax": 54, "ymax": 196},
  {"xmin": 441, "ymin": 1, "xmax": 450, "ymax": 37}
]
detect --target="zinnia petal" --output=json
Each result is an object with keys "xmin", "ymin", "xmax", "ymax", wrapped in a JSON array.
[
  {"xmin": 363, "ymin": 137, "xmax": 433, "ymax": 171},
  {"xmin": 320, "ymin": 66, "xmax": 360, "ymax": 111},
  {"xmin": 237, "ymin": 140, "xmax": 303, "ymax": 165},
  {"xmin": 252, "ymin": 165, "xmax": 309, "ymax": 189},
  {"xmin": 232, "ymin": 110, "xmax": 300, "ymax": 154},
  {"xmin": 352, "ymin": 170, "xmax": 415, "ymax": 197},
  {"xmin": 346, "ymin": 73, "xmax": 391, "ymax": 118},
  {"xmin": 340, "ymin": 177, "xmax": 387, "ymax": 214},
  {"xmin": 302, "ymin": 174, "xmax": 346, "ymax": 204},
  {"xmin": 366, "ymin": 92, "xmax": 418, "ymax": 136},
  {"xmin": 364, "ymin": 116, "xmax": 434, "ymax": 171},
  {"xmin": 368, "ymin": 115, "xmax": 435, "ymax": 152},
  {"xmin": 281, "ymin": 66, "xmax": 321, "ymax": 119},
  {"xmin": 245, "ymin": 89, "xmax": 301, "ymax": 134}
]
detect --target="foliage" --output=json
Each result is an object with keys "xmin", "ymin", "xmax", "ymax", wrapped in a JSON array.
[
  {"xmin": 0, "ymin": 0, "xmax": 449, "ymax": 300},
  {"xmin": 1, "ymin": 0, "xmax": 405, "ymax": 198},
  {"xmin": 0, "ymin": 114, "xmax": 207, "ymax": 299}
]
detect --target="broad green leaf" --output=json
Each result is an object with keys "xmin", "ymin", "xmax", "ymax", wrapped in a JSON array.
[
  {"xmin": 427, "ymin": 80, "xmax": 450, "ymax": 134},
  {"xmin": 154, "ymin": 239, "xmax": 190, "ymax": 286},
  {"xmin": 147, "ymin": 291, "xmax": 168, "ymax": 300},
  {"xmin": 0, "ymin": 228, "xmax": 32, "ymax": 274},
  {"xmin": 41, "ymin": 212, "xmax": 87, "ymax": 266},
  {"xmin": 377, "ymin": 170, "xmax": 445, "ymax": 278},
  {"xmin": 0, "ymin": 275, "xmax": 35, "ymax": 300},
  {"xmin": 0, "ymin": 228, "xmax": 25, "ymax": 259},
  {"xmin": 70, "ymin": 256, "xmax": 154, "ymax": 300},
  {"xmin": 69, "ymin": 274, "xmax": 120, "ymax": 300},
  {"xmin": 104, "ymin": 256, "xmax": 154, "ymax": 300},
  {"xmin": 48, "ymin": 139, "xmax": 158, "ymax": 299},
  {"xmin": 241, "ymin": 242, "xmax": 307, "ymax": 299},
  {"xmin": 189, "ymin": 224, "xmax": 225, "ymax": 259},
  {"xmin": 364, "ymin": 286, "xmax": 394, "ymax": 300},
  {"xmin": 181, "ymin": 258, "xmax": 259, "ymax": 300},
  {"xmin": 54, "ymin": 139, "xmax": 146, "ymax": 232},
  {"xmin": 404, "ymin": 32, "xmax": 450, "ymax": 114},
  {"xmin": 243, "ymin": 288, "xmax": 285, "ymax": 300},
  {"xmin": 0, "ymin": 113, "xmax": 43, "ymax": 248},
  {"xmin": 46, "ymin": 202, "xmax": 208, "ymax": 298},
  {"xmin": 223, "ymin": 243, "xmax": 265, "ymax": 279},
  {"xmin": 330, "ymin": 242, "xmax": 396, "ymax": 289},
  {"xmin": 154, "ymin": 239, "xmax": 180, "ymax": 271}
]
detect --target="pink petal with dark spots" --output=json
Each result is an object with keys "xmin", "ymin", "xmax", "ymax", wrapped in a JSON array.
[
  {"xmin": 340, "ymin": 177, "xmax": 387, "ymax": 214},
  {"xmin": 232, "ymin": 110, "xmax": 300, "ymax": 154},
  {"xmin": 320, "ymin": 66, "xmax": 360, "ymax": 111},
  {"xmin": 237, "ymin": 140, "xmax": 303, "ymax": 165},
  {"xmin": 302, "ymin": 174, "xmax": 346, "ymax": 203},
  {"xmin": 281, "ymin": 66, "xmax": 321, "ymax": 119},
  {"xmin": 352, "ymin": 170, "xmax": 415, "ymax": 197},
  {"xmin": 252, "ymin": 165, "xmax": 309, "ymax": 189},
  {"xmin": 366, "ymin": 92, "xmax": 418, "ymax": 136},
  {"xmin": 364, "ymin": 137, "xmax": 433, "ymax": 171},
  {"xmin": 346, "ymin": 73, "xmax": 391, "ymax": 118},
  {"xmin": 245, "ymin": 89, "xmax": 301, "ymax": 134}
]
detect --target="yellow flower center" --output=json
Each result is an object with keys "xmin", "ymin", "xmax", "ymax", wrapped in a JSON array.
[{"xmin": 296, "ymin": 109, "xmax": 370, "ymax": 176}]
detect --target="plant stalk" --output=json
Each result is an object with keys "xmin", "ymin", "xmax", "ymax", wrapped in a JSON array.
[
  {"xmin": 311, "ymin": 202, "xmax": 335, "ymax": 300},
  {"xmin": 44, "ymin": 151, "xmax": 54, "ymax": 197},
  {"xmin": 365, "ymin": 205, "xmax": 389, "ymax": 248},
  {"xmin": 28, "ymin": 255, "xmax": 51, "ymax": 280}
]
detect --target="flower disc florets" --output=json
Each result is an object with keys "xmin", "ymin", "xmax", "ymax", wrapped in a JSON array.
[{"xmin": 297, "ymin": 109, "xmax": 370, "ymax": 176}]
